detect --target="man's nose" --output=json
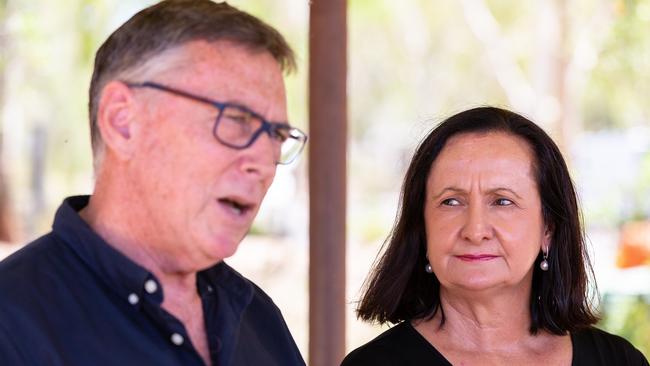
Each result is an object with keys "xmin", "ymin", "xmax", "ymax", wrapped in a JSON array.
[
  {"xmin": 240, "ymin": 131, "xmax": 278, "ymax": 178},
  {"xmin": 460, "ymin": 204, "xmax": 494, "ymax": 244}
]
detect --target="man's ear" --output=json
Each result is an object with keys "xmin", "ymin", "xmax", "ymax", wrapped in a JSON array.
[{"xmin": 96, "ymin": 81, "xmax": 139, "ymax": 160}]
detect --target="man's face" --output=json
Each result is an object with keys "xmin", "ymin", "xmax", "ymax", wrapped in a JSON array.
[{"xmin": 126, "ymin": 40, "xmax": 286, "ymax": 271}]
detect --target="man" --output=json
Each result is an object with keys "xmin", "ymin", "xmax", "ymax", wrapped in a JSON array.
[{"xmin": 0, "ymin": 1, "xmax": 307, "ymax": 365}]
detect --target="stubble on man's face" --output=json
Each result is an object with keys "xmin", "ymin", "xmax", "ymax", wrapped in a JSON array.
[{"xmin": 125, "ymin": 40, "xmax": 287, "ymax": 273}]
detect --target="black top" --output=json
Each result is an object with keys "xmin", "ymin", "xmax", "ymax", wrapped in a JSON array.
[
  {"xmin": 0, "ymin": 196, "xmax": 305, "ymax": 366},
  {"xmin": 342, "ymin": 321, "xmax": 649, "ymax": 366}
]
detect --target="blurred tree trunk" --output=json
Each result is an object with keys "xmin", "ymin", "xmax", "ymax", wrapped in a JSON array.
[
  {"xmin": 459, "ymin": 0, "xmax": 571, "ymax": 151},
  {"xmin": 0, "ymin": 0, "xmax": 14, "ymax": 243},
  {"xmin": 459, "ymin": 0, "xmax": 535, "ymax": 113},
  {"xmin": 533, "ymin": 0, "xmax": 571, "ymax": 151}
]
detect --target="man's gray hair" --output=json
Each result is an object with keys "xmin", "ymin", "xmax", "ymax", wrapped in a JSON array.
[{"xmin": 88, "ymin": 0, "xmax": 296, "ymax": 166}]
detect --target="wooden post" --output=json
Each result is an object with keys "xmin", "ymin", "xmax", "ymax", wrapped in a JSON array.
[{"xmin": 308, "ymin": 0, "xmax": 347, "ymax": 364}]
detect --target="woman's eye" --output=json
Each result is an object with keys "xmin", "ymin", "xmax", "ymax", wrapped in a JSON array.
[
  {"xmin": 495, "ymin": 198, "xmax": 513, "ymax": 206},
  {"xmin": 441, "ymin": 198, "xmax": 461, "ymax": 206}
]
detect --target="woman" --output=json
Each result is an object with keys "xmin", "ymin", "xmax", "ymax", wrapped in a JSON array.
[{"xmin": 342, "ymin": 107, "xmax": 648, "ymax": 365}]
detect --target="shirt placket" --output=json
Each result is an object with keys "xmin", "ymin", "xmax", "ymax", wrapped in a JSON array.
[{"xmin": 133, "ymin": 276, "xmax": 206, "ymax": 366}]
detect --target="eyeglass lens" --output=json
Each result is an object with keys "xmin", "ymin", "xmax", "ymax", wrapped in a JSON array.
[{"xmin": 215, "ymin": 106, "xmax": 305, "ymax": 164}]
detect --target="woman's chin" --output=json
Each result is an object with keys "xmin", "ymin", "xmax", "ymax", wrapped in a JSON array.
[{"xmin": 444, "ymin": 275, "xmax": 506, "ymax": 293}]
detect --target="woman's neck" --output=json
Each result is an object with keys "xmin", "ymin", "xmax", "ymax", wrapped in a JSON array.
[
  {"xmin": 433, "ymin": 287, "xmax": 533, "ymax": 351},
  {"xmin": 413, "ymin": 287, "xmax": 573, "ymax": 365}
]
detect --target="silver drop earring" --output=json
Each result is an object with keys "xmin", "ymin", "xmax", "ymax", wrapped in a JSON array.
[
  {"xmin": 539, "ymin": 251, "xmax": 549, "ymax": 271},
  {"xmin": 425, "ymin": 263, "xmax": 433, "ymax": 273}
]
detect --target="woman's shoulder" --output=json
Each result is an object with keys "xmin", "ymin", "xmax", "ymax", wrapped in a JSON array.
[
  {"xmin": 341, "ymin": 322, "xmax": 412, "ymax": 365},
  {"xmin": 572, "ymin": 327, "xmax": 648, "ymax": 365},
  {"xmin": 341, "ymin": 322, "xmax": 451, "ymax": 366}
]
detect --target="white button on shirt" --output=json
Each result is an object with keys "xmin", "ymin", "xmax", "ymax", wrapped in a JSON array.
[
  {"xmin": 127, "ymin": 293, "xmax": 139, "ymax": 305},
  {"xmin": 170, "ymin": 333, "xmax": 184, "ymax": 346},
  {"xmin": 144, "ymin": 279, "xmax": 158, "ymax": 294}
]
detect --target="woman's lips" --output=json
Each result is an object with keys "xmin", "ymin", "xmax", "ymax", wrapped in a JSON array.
[{"xmin": 455, "ymin": 254, "xmax": 499, "ymax": 262}]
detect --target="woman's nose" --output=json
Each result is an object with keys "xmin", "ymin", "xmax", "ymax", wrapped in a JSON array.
[{"xmin": 460, "ymin": 204, "xmax": 494, "ymax": 244}]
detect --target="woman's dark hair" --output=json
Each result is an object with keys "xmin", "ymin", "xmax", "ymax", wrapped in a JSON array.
[{"xmin": 356, "ymin": 106, "xmax": 599, "ymax": 335}]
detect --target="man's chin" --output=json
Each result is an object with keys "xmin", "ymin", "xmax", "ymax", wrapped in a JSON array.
[{"xmin": 205, "ymin": 235, "xmax": 244, "ymax": 262}]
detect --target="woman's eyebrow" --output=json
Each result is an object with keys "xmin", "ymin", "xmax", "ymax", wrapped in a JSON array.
[
  {"xmin": 488, "ymin": 187, "xmax": 523, "ymax": 199},
  {"xmin": 431, "ymin": 187, "xmax": 465, "ymax": 200},
  {"xmin": 431, "ymin": 186, "xmax": 523, "ymax": 200}
]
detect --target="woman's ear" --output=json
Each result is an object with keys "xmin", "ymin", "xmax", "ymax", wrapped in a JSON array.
[
  {"xmin": 96, "ymin": 81, "xmax": 139, "ymax": 161},
  {"xmin": 543, "ymin": 224, "xmax": 553, "ymax": 252}
]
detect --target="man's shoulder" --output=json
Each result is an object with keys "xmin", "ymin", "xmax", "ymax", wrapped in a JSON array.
[
  {"xmin": 0, "ymin": 233, "xmax": 70, "ymax": 305},
  {"xmin": 213, "ymin": 262, "xmax": 273, "ymax": 299},
  {"xmin": 0, "ymin": 233, "xmax": 62, "ymax": 281},
  {"xmin": 210, "ymin": 262, "xmax": 305, "ymax": 365},
  {"xmin": 241, "ymin": 272, "xmax": 277, "ymax": 307}
]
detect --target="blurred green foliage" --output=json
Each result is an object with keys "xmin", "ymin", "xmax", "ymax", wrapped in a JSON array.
[
  {"xmin": 600, "ymin": 295, "xmax": 650, "ymax": 359},
  {"xmin": 583, "ymin": 0, "xmax": 650, "ymax": 129},
  {"xmin": 631, "ymin": 152, "xmax": 650, "ymax": 220}
]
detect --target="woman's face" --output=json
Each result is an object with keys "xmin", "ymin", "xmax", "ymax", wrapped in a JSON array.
[{"xmin": 424, "ymin": 132, "xmax": 550, "ymax": 294}]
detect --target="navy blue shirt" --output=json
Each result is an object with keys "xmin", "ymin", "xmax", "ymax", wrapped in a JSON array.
[{"xmin": 0, "ymin": 196, "xmax": 305, "ymax": 366}]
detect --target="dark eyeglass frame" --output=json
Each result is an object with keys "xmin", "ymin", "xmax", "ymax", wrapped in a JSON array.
[{"xmin": 123, "ymin": 81, "xmax": 308, "ymax": 164}]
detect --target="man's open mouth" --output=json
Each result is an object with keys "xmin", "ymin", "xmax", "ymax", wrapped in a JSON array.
[{"xmin": 218, "ymin": 197, "xmax": 253, "ymax": 216}]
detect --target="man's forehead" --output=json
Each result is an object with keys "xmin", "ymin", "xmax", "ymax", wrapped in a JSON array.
[
  {"xmin": 139, "ymin": 40, "xmax": 288, "ymax": 119},
  {"xmin": 149, "ymin": 40, "xmax": 282, "ymax": 79}
]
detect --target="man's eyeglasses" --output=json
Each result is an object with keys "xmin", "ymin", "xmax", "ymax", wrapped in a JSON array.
[{"xmin": 124, "ymin": 81, "xmax": 308, "ymax": 165}]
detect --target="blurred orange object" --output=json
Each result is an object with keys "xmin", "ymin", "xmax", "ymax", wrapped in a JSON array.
[{"xmin": 617, "ymin": 220, "xmax": 650, "ymax": 268}]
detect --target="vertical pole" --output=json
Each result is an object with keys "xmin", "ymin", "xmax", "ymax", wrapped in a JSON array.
[{"xmin": 308, "ymin": 0, "xmax": 347, "ymax": 365}]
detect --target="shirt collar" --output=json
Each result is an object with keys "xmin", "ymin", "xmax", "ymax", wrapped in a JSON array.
[
  {"xmin": 201, "ymin": 262, "xmax": 254, "ymax": 309},
  {"xmin": 52, "ymin": 195, "xmax": 159, "ymax": 305},
  {"xmin": 51, "ymin": 195, "xmax": 255, "ymax": 311}
]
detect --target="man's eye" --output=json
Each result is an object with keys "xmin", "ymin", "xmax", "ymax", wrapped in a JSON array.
[
  {"xmin": 271, "ymin": 128, "xmax": 290, "ymax": 142},
  {"xmin": 223, "ymin": 112, "xmax": 250, "ymax": 124},
  {"xmin": 495, "ymin": 198, "xmax": 513, "ymax": 206},
  {"xmin": 441, "ymin": 198, "xmax": 461, "ymax": 206}
]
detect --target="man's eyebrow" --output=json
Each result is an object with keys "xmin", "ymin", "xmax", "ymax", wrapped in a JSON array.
[{"xmin": 431, "ymin": 186, "xmax": 523, "ymax": 200}]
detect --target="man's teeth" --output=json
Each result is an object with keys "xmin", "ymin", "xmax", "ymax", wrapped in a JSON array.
[
  {"xmin": 221, "ymin": 199, "xmax": 245, "ymax": 215},
  {"xmin": 230, "ymin": 205, "xmax": 242, "ymax": 215}
]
